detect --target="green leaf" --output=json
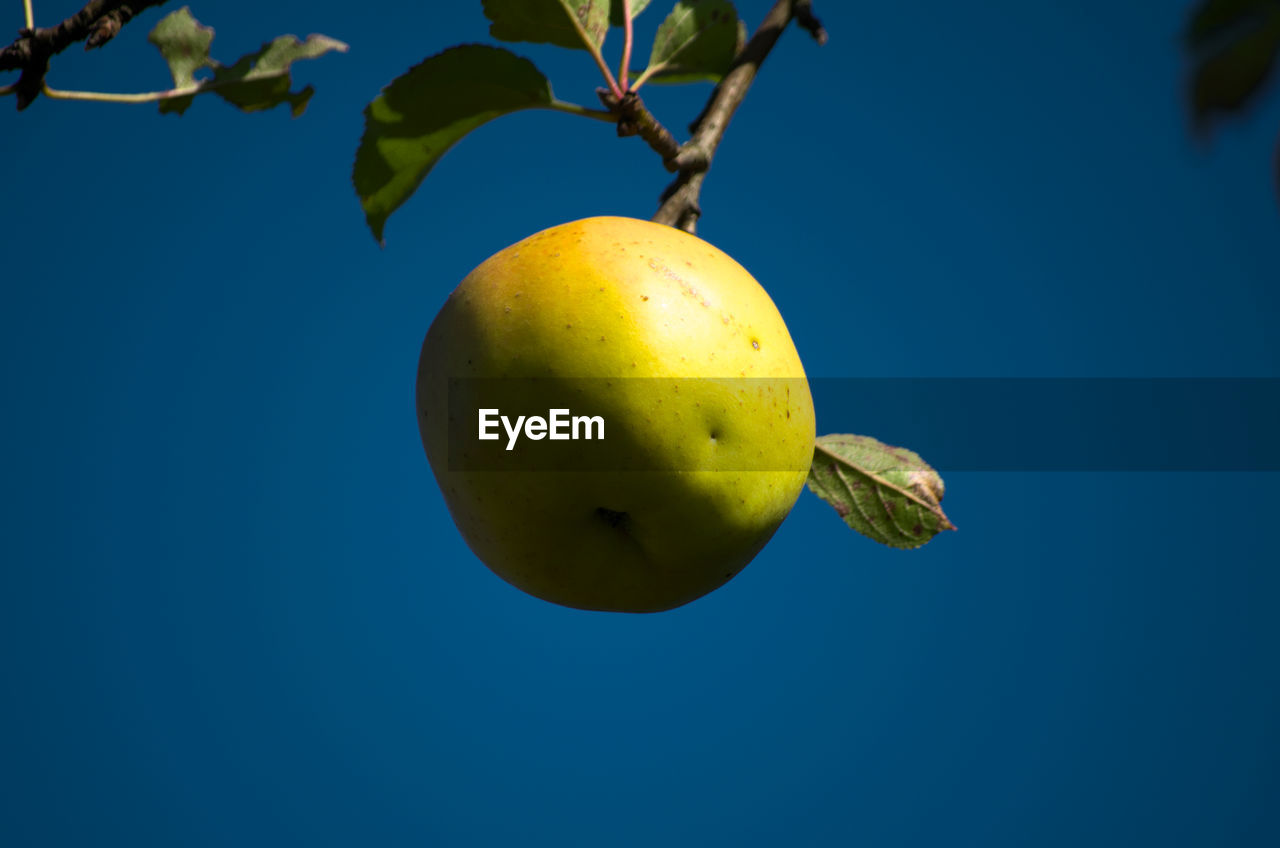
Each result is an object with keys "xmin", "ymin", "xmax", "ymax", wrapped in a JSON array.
[
  {"xmin": 611, "ymin": 0, "xmax": 652, "ymax": 25},
  {"xmin": 641, "ymin": 0, "xmax": 742, "ymax": 85},
  {"xmin": 147, "ymin": 6, "xmax": 346, "ymax": 117},
  {"xmin": 807, "ymin": 434, "xmax": 955, "ymax": 550},
  {"xmin": 148, "ymin": 6, "xmax": 214, "ymax": 114},
  {"xmin": 148, "ymin": 6, "xmax": 213, "ymax": 87},
  {"xmin": 352, "ymin": 46, "xmax": 557, "ymax": 246},
  {"xmin": 207, "ymin": 34, "xmax": 348, "ymax": 117},
  {"xmin": 483, "ymin": 0, "xmax": 611, "ymax": 51},
  {"xmin": 1185, "ymin": 0, "xmax": 1280, "ymax": 128}
]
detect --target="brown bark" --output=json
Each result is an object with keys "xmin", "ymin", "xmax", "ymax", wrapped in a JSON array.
[{"xmin": 1, "ymin": 1, "xmax": 170, "ymax": 109}]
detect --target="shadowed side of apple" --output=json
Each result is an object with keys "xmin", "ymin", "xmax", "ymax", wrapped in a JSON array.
[{"xmin": 416, "ymin": 216, "xmax": 816, "ymax": 612}]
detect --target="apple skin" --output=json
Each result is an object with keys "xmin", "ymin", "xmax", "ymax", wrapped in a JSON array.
[{"xmin": 417, "ymin": 216, "xmax": 815, "ymax": 612}]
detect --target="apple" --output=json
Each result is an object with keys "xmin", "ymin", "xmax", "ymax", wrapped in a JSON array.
[{"xmin": 416, "ymin": 216, "xmax": 815, "ymax": 612}]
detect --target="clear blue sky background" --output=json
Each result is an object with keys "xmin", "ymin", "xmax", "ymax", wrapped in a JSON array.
[{"xmin": 3, "ymin": 1, "xmax": 1279, "ymax": 845}]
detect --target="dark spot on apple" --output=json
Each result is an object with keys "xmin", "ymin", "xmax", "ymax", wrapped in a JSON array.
[
  {"xmin": 596, "ymin": 507, "xmax": 630, "ymax": 531},
  {"xmin": 751, "ymin": 339, "xmax": 760, "ymax": 350}
]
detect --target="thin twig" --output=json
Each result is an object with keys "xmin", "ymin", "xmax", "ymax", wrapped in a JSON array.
[
  {"xmin": 1, "ymin": 0, "xmax": 170, "ymax": 109},
  {"xmin": 652, "ymin": 0, "xmax": 826, "ymax": 233},
  {"xmin": 793, "ymin": 0, "xmax": 828, "ymax": 46},
  {"xmin": 598, "ymin": 89, "xmax": 682, "ymax": 168},
  {"xmin": 39, "ymin": 82, "xmax": 194, "ymax": 103},
  {"xmin": 87, "ymin": 4, "xmax": 150, "ymax": 49}
]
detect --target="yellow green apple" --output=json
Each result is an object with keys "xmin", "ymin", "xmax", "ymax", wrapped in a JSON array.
[{"xmin": 416, "ymin": 216, "xmax": 815, "ymax": 612}]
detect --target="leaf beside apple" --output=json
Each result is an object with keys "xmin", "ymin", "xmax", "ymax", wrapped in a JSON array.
[{"xmin": 807, "ymin": 434, "xmax": 955, "ymax": 549}]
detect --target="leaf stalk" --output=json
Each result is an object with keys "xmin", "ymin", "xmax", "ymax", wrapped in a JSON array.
[
  {"xmin": 549, "ymin": 99, "xmax": 617, "ymax": 122},
  {"xmin": 559, "ymin": 1, "xmax": 622, "ymax": 98},
  {"xmin": 619, "ymin": 0, "xmax": 634, "ymax": 94}
]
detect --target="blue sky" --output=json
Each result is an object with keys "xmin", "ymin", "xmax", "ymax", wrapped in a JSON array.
[{"xmin": 3, "ymin": 1, "xmax": 1279, "ymax": 845}]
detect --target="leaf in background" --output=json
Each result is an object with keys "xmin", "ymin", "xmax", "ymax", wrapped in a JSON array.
[
  {"xmin": 148, "ymin": 6, "xmax": 214, "ymax": 115},
  {"xmin": 807, "ymin": 434, "xmax": 955, "ymax": 550},
  {"xmin": 611, "ymin": 0, "xmax": 652, "ymax": 25},
  {"xmin": 147, "ymin": 6, "xmax": 346, "ymax": 116},
  {"xmin": 208, "ymin": 35, "xmax": 348, "ymax": 117},
  {"xmin": 1185, "ymin": 0, "xmax": 1280, "ymax": 130},
  {"xmin": 1187, "ymin": 0, "xmax": 1278, "ymax": 44},
  {"xmin": 352, "ymin": 46, "xmax": 557, "ymax": 246},
  {"xmin": 484, "ymin": 0, "xmax": 611, "ymax": 51},
  {"xmin": 639, "ymin": 0, "xmax": 742, "ymax": 85}
]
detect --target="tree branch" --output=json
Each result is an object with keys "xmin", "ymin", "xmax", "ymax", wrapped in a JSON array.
[
  {"xmin": 598, "ymin": 89, "xmax": 682, "ymax": 169},
  {"xmin": 793, "ymin": 0, "xmax": 828, "ymax": 46},
  {"xmin": 652, "ymin": 0, "xmax": 827, "ymax": 233},
  {"xmin": 87, "ymin": 3, "xmax": 153, "ymax": 49},
  {"xmin": 0, "ymin": 0, "xmax": 170, "ymax": 110}
]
